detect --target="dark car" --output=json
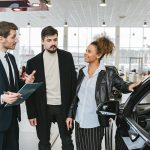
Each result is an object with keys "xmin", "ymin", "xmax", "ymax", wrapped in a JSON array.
[{"xmin": 97, "ymin": 76, "xmax": 150, "ymax": 150}]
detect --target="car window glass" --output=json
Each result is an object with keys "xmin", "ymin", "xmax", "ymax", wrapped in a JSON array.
[
  {"xmin": 133, "ymin": 91, "xmax": 150, "ymax": 133},
  {"xmin": 139, "ymin": 92, "xmax": 150, "ymax": 104}
]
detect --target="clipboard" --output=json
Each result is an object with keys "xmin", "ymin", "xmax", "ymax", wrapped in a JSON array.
[{"xmin": 5, "ymin": 82, "xmax": 43, "ymax": 107}]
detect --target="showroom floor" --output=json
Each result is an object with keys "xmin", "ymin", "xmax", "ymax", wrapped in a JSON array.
[{"xmin": 19, "ymin": 97, "xmax": 121, "ymax": 150}]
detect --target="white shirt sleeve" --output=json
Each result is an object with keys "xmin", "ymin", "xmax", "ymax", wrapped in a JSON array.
[{"xmin": 0, "ymin": 95, "xmax": 4, "ymax": 104}]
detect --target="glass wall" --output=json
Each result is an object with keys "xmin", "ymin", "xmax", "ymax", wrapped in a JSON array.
[
  {"xmin": 120, "ymin": 28, "xmax": 150, "ymax": 73},
  {"xmin": 68, "ymin": 27, "xmax": 115, "ymax": 66},
  {"xmin": 18, "ymin": 26, "xmax": 150, "ymax": 74},
  {"xmin": 18, "ymin": 27, "xmax": 63, "ymax": 68}
]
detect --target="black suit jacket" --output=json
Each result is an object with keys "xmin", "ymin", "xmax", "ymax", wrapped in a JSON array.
[
  {"xmin": 25, "ymin": 49, "xmax": 77, "ymax": 125},
  {"xmin": 0, "ymin": 53, "xmax": 21, "ymax": 131}
]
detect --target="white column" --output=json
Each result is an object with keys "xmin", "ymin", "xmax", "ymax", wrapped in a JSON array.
[
  {"xmin": 115, "ymin": 26, "xmax": 120, "ymax": 69},
  {"xmin": 63, "ymin": 26, "xmax": 68, "ymax": 51},
  {"xmin": 13, "ymin": 28, "xmax": 20, "ymax": 68},
  {"xmin": 14, "ymin": 44, "xmax": 20, "ymax": 68}
]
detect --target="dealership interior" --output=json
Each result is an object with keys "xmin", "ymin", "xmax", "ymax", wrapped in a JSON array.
[{"xmin": 1, "ymin": 0, "xmax": 150, "ymax": 149}]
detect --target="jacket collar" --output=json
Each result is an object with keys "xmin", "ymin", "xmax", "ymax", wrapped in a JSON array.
[{"xmin": 83, "ymin": 62, "xmax": 105, "ymax": 77}]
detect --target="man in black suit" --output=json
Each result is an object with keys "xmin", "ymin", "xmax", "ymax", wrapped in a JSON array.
[
  {"xmin": 25, "ymin": 26, "xmax": 77, "ymax": 150},
  {"xmin": 0, "ymin": 21, "xmax": 35, "ymax": 150}
]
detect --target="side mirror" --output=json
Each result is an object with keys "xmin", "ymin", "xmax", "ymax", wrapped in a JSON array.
[{"xmin": 97, "ymin": 100, "xmax": 119, "ymax": 116}]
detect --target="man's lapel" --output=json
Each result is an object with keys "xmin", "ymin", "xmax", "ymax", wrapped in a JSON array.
[
  {"xmin": 0, "ymin": 60, "xmax": 9, "ymax": 86},
  {"xmin": 57, "ymin": 49, "xmax": 63, "ymax": 82},
  {"xmin": 7, "ymin": 54, "xmax": 19, "ymax": 89}
]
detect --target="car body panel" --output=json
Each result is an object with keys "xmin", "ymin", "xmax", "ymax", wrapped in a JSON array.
[{"xmin": 97, "ymin": 75, "xmax": 150, "ymax": 150}]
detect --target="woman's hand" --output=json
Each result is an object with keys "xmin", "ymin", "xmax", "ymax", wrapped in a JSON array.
[
  {"xmin": 128, "ymin": 82, "xmax": 141, "ymax": 92},
  {"xmin": 66, "ymin": 117, "xmax": 73, "ymax": 130}
]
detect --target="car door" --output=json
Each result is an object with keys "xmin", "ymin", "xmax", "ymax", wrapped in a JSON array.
[{"xmin": 119, "ymin": 76, "xmax": 150, "ymax": 150}]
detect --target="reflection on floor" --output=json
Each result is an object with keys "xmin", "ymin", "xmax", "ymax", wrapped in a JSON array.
[
  {"xmin": 19, "ymin": 103, "xmax": 116, "ymax": 150},
  {"xmin": 19, "ymin": 103, "xmax": 59, "ymax": 150}
]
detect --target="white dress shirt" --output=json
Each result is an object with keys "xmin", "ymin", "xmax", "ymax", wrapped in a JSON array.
[{"xmin": 0, "ymin": 51, "xmax": 15, "ymax": 104}]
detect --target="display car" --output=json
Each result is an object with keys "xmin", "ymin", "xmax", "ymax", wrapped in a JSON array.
[{"xmin": 97, "ymin": 76, "xmax": 150, "ymax": 150}]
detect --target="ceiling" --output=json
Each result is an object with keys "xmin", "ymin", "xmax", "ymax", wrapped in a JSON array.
[{"xmin": 0, "ymin": 0, "xmax": 150, "ymax": 27}]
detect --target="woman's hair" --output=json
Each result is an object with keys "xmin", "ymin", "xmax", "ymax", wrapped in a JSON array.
[{"xmin": 91, "ymin": 36, "xmax": 114, "ymax": 60}]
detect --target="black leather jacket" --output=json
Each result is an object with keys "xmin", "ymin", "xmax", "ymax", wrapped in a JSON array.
[{"xmin": 68, "ymin": 66, "xmax": 130, "ymax": 119}]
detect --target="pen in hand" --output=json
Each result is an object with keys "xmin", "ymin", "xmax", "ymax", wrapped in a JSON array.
[
  {"xmin": 2, "ymin": 91, "xmax": 22, "ymax": 104},
  {"xmin": 3, "ymin": 91, "xmax": 22, "ymax": 98}
]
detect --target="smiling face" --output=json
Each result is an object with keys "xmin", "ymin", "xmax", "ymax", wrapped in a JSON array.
[
  {"xmin": 42, "ymin": 34, "xmax": 58, "ymax": 53},
  {"xmin": 0, "ymin": 29, "xmax": 18, "ymax": 52},
  {"xmin": 84, "ymin": 44, "xmax": 101, "ymax": 64}
]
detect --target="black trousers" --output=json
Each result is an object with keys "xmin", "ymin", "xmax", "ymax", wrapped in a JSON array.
[
  {"xmin": 36, "ymin": 105, "xmax": 74, "ymax": 150},
  {"xmin": 0, "ymin": 108, "xmax": 19, "ymax": 150},
  {"xmin": 75, "ymin": 122, "xmax": 104, "ymax": 150}
]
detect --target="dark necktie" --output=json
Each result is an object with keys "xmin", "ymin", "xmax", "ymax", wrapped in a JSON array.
[{"xmin": 5, "ymin": 54, "xmax": 15, "ymax": 90}]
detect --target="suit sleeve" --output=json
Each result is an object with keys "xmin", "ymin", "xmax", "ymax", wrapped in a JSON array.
[
  {"xmin": 68, "ymin": 68, "xmax": 84, "ymax": 119},
  {"xmin": 0, "ymin": 95, "xmax": 4, "ymax": 105},
  {"xmin": 69, "ymin": 53, "xmax": 77, "ymax": 105},
  {"xmin": 25, "ymin": 60, "xmax": 37, "ymax": 119},
  {"xmin": 112, "ymin": 70, "xmax": 131, "ymax": 93}
]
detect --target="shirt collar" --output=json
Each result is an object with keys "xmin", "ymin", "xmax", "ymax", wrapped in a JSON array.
[
  {"xmin": 83, "ymin": 62, "xmax": 105, "ymax": 77},
  {"xmin": 0, "ymin": 51, "xmax": 7, "ymax": 59},
  {"xmin": 44, "ymin": 49, "xmax": 58, "ymax": 56}
]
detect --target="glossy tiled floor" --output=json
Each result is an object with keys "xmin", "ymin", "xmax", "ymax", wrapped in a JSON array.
[
  {"xmin": 19, "ymin": 103, "xmax": 59, "ymax": 150},
  {"xmin": 19, "ymin": 101, "xmax": 118, "ymax": 150}
]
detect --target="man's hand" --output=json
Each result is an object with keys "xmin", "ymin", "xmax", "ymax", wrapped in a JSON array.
[
  {"xmin": 2, "ymin": 91, "xmax": 21, "ymax": 104},
  {"xmin": 66, "ymin": 117, "xmax": 73, "ymax": 130},
  {"xmin": 25, "ymin": 70, "xmax": 36, "ymax": 84},
  {"xmin": 29, "ymin": 118, "xmax": 37, "ymax": 126}
]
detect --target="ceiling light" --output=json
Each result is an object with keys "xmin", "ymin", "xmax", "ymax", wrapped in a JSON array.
[
  {"xmin": 9, "ymin": 3, "xmax": 19, "ymax": 8},
  {"xmin": 101, "ymin": 21, "xmax": 107, "ymax": 27},
  {"xmin": 12, "ymin": 7, "xmax": 21, "ymax": 11},
  {"xmin": 27, "ymin": 22, "xmax": 31, "ymax": 27},
  {"xmin": 1, "ymin": 0, "xmax": 30, "ymax": 8},
  {"xmin": 0, "ymin": 0, "xmax": 49, "ymax": 11},
  {"xmin": 100, "ymin": 0, "xmax": 107, "ymax": 7},
  {"xmin": 64, "ymin": 21, "xmax": 68, "ymax": 27},
  {"xmin": 46, "ymin": 0, "xmax": 52, "ymax": 7},
  {"xmin": 143, "ymin": 21, "xmax": 148, "ymax": 27},
  {"xmin": 119, "ymin": 16, "xmax": 126, "ymax": 19},
  {"xmin": 32, "ymin": 3, "xmax": 40, "ymax": 7}
]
